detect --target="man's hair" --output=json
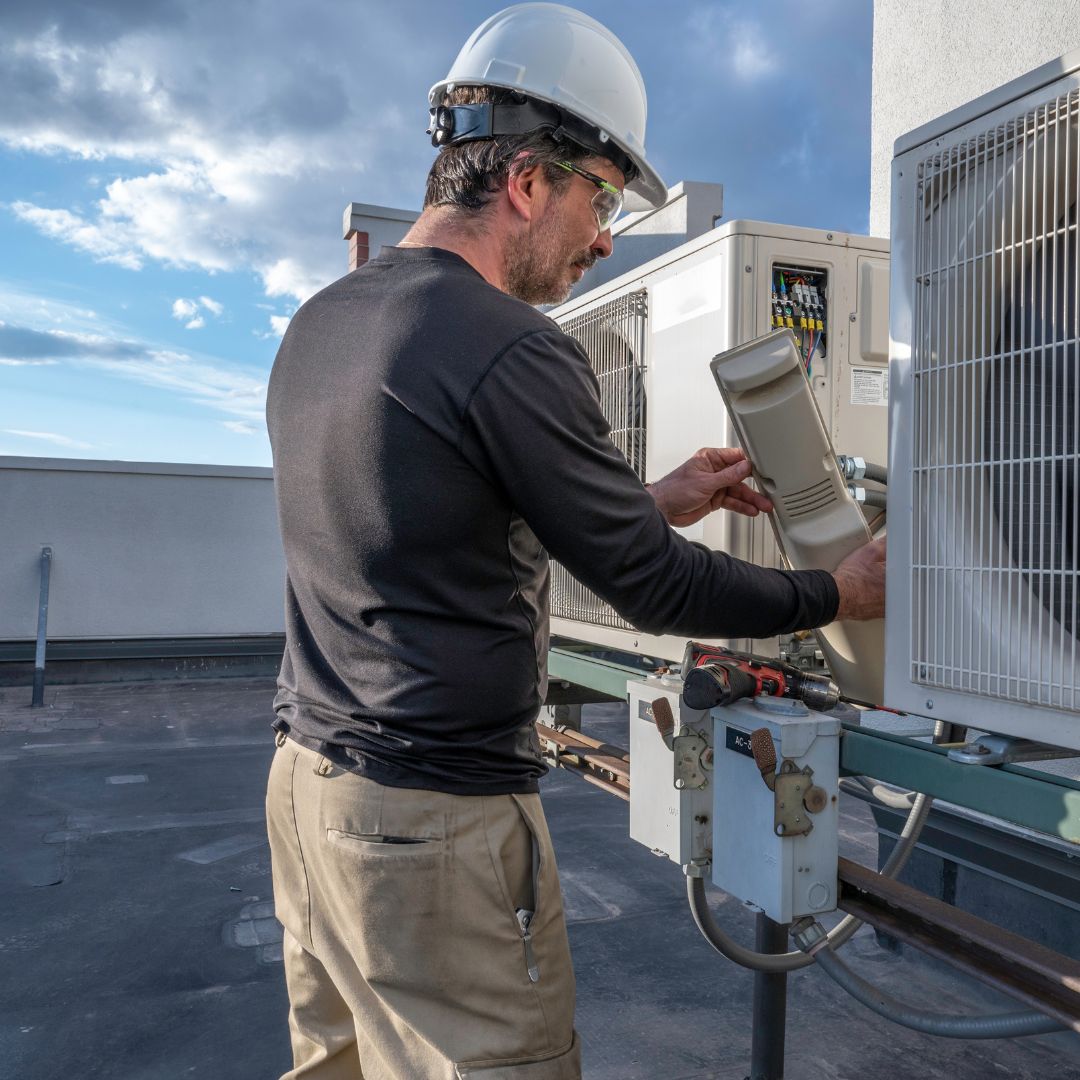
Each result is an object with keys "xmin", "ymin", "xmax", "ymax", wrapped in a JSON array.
[{"xmin": 424, "ymin": 86, "xmax": 597, "ymax": 213}]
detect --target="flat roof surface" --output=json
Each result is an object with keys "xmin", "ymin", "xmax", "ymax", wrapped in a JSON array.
[{"xmin": 1, "ymin": 678, "xmax": 1078, "ymax": 1079}]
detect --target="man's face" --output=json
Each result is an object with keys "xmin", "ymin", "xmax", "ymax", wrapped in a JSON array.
[{"xmin": 503, "ymin": 158, "xmax": 623, "ymax": 306}]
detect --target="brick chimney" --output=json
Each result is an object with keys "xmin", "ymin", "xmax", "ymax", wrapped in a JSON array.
[
  {"xmin": 342, "ymin": 203, "xmax": 420, "ymax": 272},
  {"xmin": 346, "ymin": 229, "xmax": 370, "ymax": 272}
]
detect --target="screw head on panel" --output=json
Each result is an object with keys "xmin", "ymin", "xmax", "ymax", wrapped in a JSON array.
[
  {"xmin": 745, "ymin": 265, "xmax": 752, "ymax": 273},
  {"xmin": 925, "ymin": 700, "xmax": 934, "ymax": 710}
]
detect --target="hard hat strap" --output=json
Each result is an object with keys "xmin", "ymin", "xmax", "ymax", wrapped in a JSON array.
[{"xmin": 427, "ymin": 101, "xmax": 636, "ymax": 182}]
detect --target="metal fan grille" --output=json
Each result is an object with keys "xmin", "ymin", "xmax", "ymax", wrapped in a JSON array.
[
  {"xmin": 910, "ymin": 89, "xmax": 1079, "ymax": 710},
  {"xmin": 550, "ymin": 290, "xmax": 648, "ymax": 630}
]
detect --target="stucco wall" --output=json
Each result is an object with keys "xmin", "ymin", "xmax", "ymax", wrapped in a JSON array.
[
  {"xmin": 871, "ymin": 1, "xmax": 1080, "ymax": 235},
  {"xmin": 0, "ymin": 458, "xmax": 285, "ymax": 640}
]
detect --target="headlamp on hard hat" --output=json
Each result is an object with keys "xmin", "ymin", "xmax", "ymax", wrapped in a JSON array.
[{"xmin": 426, "ymin": 98, "xmax": 638, "ymax": 184}]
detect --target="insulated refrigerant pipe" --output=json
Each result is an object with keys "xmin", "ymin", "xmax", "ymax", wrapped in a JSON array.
[
  {"xmin": 808, "ymin": 946, "xmax": 1065, "ymax": 1039},
  {"xmin": 687, "ymin": 791, "xmax": 933, "ymax": 972}
]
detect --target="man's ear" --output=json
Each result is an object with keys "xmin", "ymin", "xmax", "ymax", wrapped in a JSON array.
[{"xmin": 505, "ymin": 159, "xmax": 548, "ymax": 223}]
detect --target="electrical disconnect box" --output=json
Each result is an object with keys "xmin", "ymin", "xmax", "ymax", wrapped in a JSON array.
[
  {"xmin": 628, "ymin": 677, "xmax": 842, "ymax": 925},
  {"xmin": 712, "ymin": 699, "xmax": 840, "ymax": 924},
  {"xmin": 628, "ymin": 677, "xmax": 712, "ymax": 867}
]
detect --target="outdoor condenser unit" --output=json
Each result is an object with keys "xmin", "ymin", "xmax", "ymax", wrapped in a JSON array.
[
  {"xmin": 548, "ymin": 220, "xmax": 890, "ymax": 664},
  {"xmin": 887, "ymin": 54, "xmax": 1080, "ymax": 750}
]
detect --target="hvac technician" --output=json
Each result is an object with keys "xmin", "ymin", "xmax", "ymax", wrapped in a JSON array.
[{"xmin": 265, "ymin": 4, "xmax": 886, "ymax": 1078}]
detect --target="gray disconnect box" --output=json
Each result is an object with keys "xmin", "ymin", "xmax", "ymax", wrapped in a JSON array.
[
  {"xmin": 628, "ymin": 677, "xmax": 712, "ymax": 867},
  {"xmin": 712, "ymin": 699, "xmax": 840, "ymax": 924}
]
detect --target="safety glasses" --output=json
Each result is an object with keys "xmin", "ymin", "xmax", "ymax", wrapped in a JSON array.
[{"xmin": 554, "ymin": 161, "xmax": 623, "ymax": 233}]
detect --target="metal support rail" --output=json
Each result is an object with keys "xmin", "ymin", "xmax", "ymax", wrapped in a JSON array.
[
  {"xmin": 535, "ymin": 721, "xmax": 629, "ymax": 801},
  {"xmin": 837, "ymin": 857, "xmax": 1080, "ymax": 1032},
  {"xmin": 840, "ymin": 724, "xmax": 1080, "ymax": 844}
]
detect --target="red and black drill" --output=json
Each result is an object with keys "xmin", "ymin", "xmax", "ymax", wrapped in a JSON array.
[{"xmin": 679, "ymin": 641, "xmax": 841, "ymax": 713}]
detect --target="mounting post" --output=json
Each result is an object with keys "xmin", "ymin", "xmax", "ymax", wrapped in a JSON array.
[
  {"xmin": 31, "ymin": 546, "xmax": 52, "ymax": 708},
  {"xmin": 748, "ymin": 913, "xmax": 788, "ymax": 1080}
]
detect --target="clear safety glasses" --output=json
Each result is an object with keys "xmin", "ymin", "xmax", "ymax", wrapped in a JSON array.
[{"xmin": 555, "ymin": 161, "xmax": 623, "ymax": 233}]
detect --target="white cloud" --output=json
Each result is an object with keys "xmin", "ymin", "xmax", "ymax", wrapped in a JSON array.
[
  {"xmin": 172, "ymin": 295, "xmax": 222, "ymax": 329},
  {"xmin": 0, "ymin": 8, "xmax": 437, "ymax": 303},
  {"xmin": 730, "ymin": 26, "xmax": 777, "ymax": 80},
  {"xmin": 0, "ymin": 319, "xmax": 267, "ymax": 422},
  {"xmin": 223, "ymin": 420, "xmax": 258, "ymax": 435},
  {"xmin": 263, "ymin": 258, "xmax": 330, "ymax": 305},
  {"xmin": 0, "ymin": 357, "xmax": 59, "ymax": 366},
  {"xmin": 686, "ymin": 7, "xmax": 778, "ymax": 82},
  {"xmin": 269, "ymin": 315, "xmax": 290, "ymax": 337},
  {"xmin": 5, "ymin": 429, "xmax": 93, "ymax": 449},
  {"xmin": 10, "ymin": 201, "xmax": 143, "ymax": 269}
]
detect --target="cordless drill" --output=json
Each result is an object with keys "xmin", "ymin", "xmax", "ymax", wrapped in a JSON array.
[{"xmin": 679, "ymin": 641, "xmax": 840, "ymax": 713}]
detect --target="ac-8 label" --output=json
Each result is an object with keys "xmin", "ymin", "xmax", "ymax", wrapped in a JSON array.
[{"xmin": 725, "ymin": 726, "xmax": 754, "ymax": 758}]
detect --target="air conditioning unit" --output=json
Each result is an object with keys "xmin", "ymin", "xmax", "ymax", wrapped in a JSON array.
[
  {"xmin": 548, "ymin": 220, "xmax": 890, "ymax": 663},
  {"xmin": 887, "ymin": 55, "xmax": 1080, "ymax": 749}
]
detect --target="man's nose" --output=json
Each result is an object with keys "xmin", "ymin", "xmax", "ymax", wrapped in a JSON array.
[{"xmin": 591, "ymin": 228, "xmax": 614, "ymax": 260}]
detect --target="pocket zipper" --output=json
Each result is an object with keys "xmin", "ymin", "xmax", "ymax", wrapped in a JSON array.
[
  {"xmin": 515, "ymin": 827, "xmax": 542, "ymax": 982},
  {"xmin": 515, "ymin": 907, "xmax": 539, "ymax": 983}
]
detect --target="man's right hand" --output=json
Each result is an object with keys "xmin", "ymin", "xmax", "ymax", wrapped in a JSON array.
[{"xmin": 832, "ymin": 537, "xmax": 887, "ymax": 621}]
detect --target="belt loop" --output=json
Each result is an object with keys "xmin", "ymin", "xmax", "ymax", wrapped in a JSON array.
[
  {"xmin": 314, "ymin": 756, "xmax": 333, "ymax": 777},
  {"xmin": 275, "ymin": 730, "xmax": 287, "ymax": 748}
]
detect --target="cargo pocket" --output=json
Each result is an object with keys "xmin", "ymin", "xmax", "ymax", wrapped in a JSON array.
[{"xmin": 455, "ymin": 1031, "xmax": 581, "ymax": 1079}]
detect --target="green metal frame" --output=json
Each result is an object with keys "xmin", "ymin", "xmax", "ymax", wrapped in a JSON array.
[
  {"xmin": 840, "ymin": 725, "xmax": 1080, "ymax": 844},
  {"xmin": 547, "ymin": 644, "xmax": 655, "ymax": 702},
  {"xmin": 546, "ymin": 645, "xmax": 1080, "ymax": 844}
]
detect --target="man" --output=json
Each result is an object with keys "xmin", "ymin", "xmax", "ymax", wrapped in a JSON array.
[{"xmin": 265, "ymin": 5, "xmax": 886, "ymax": 1079}]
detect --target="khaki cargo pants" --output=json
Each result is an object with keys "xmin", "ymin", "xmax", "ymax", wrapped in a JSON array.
[{"xmin": 266, "ymin": 736, "xmax": 581, "ymax": 1079}]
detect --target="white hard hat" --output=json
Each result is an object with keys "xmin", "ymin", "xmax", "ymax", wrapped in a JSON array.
[{"xmin": 428, "ymin": 3, "xmax": 667, "ymax": 211}]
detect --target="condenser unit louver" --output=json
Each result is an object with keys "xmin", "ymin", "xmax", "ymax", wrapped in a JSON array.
[
  {"xmin": 550, "ymin": 289, "xmax": 648, "ymax": 634},
  {"xmin": 887, "ymin": 57, "xmax": 1080, "ymax": 749}
]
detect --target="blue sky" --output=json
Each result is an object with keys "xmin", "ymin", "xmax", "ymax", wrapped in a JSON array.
[{"xmin": 0, "ymin": 1, "xmax": 873, "ymax": 467}]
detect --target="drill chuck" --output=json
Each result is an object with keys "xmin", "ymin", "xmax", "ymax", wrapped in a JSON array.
[{"xmin": 788, "ymin": 671, "xmax": 841, "ymax": 712}]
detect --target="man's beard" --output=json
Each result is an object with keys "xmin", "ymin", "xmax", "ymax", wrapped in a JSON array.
[{"xmin": 503, "ymin": 202, "xmax": 596, "ymax": 306}]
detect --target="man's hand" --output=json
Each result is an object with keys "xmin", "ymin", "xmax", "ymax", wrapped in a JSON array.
[
  {"xmin": 648, "ymin": 447, "xmax": 773, "ymax": 528},
  {"xmin": 833, "ymin": 537, "xmax": 887, "ymax": 621}
]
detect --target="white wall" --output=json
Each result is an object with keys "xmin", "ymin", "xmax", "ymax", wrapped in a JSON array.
[
  {"xmin": 871, "ymin": 0, "xmax": 1080, "ymax": 235},
  {"xmin": 0, "ymin": 458, "xmax": 285, "ymax": 640}
]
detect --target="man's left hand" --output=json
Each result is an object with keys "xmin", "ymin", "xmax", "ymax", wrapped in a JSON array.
[{"xmin": 648, "ymin": 447, "xmax": 773, "ymax": 528}]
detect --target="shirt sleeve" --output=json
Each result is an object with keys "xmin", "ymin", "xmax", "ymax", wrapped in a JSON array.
[{"xmin": 458, "ymin": 328, "xmax": 839, "ymax": 639}]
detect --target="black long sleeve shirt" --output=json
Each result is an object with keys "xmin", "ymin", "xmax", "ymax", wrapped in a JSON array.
[{"xmin": 266, "ymin": 246, "xmax": 838, "ymax": 795}]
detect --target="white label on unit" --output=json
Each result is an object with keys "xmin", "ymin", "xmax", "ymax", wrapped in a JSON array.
[{"xmin": 850, "ymin": 367, "xmax": 888, "ymax": 407}]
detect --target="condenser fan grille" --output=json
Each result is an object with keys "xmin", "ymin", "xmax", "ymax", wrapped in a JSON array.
[
  {"xmin": 550, "ymin": 290, "xmax": 648, "ymax": 630},
  {"xmin": 911, "ymin": 88, "xmax": 1080, "ymax": 710},
  {"xmin": 988, "ymin": 201, "xmax": 1078, "ymax": 639}
]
